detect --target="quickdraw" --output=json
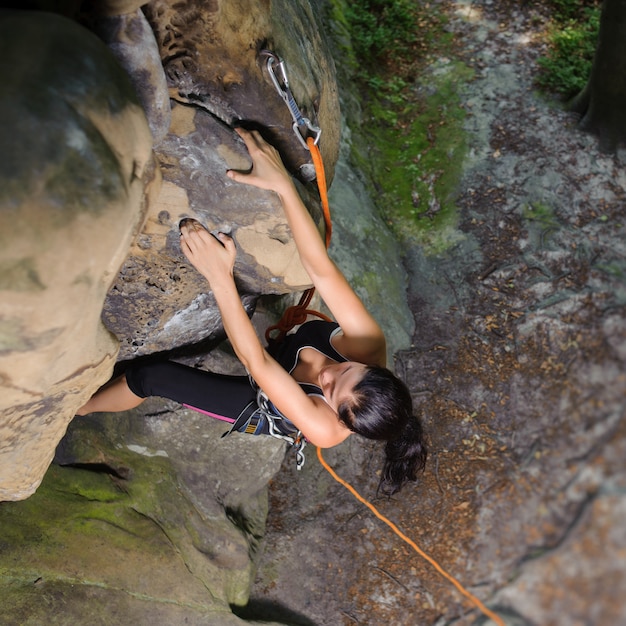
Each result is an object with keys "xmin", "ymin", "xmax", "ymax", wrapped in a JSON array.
[
  {"xmin": 261, "ymin": 50, "xmax": 331, "ymax": 245},
  {"xmin": 260, "ymin": 50, "xmax": 322, "ymax": 150}
]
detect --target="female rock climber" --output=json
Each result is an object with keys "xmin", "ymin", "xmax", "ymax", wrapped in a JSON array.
[{"xmin": 78, "ymin": 128, "xmax": 427, "ymax": 494}]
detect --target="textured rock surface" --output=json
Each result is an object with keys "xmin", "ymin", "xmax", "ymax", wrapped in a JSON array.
[
  {"xmin": 1, "ymin": 389, "xmax": 287, "ymax": 625},
  {"xmin": 90, "ymin": 7, "xmax": 172, "ymax": 143},
  {"xmin": 103, "ymin": 0, "xmax": 343, "ymax": 359},
  {"xmin": 0, "ymin": 10, "xmax": 157, "ymax": 500},
  {"xmin": 0, "ymin": 2, "xmax": 416, "ymax": 623},
  {"xmin": 0, "ymin": 0, "xmax": 348, "ymax": 500}
]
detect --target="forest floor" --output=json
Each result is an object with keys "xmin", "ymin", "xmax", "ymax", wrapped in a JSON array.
[{"xmin": 248, "ymin": 1, "xmax": 626, "ymax": 625}]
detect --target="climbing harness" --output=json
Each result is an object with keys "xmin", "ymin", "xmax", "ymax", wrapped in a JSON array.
[
  {"xmin": 259, "ymin": 52, "xmax": 505, "ymax": 626},
  {"xmin": 223, "ymin": 381, "xmax": 307, "ymax": 469}
]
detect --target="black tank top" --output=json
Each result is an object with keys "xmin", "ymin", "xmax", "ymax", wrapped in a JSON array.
[
  {"xmin": 268, "ymin": 320, "xmax": 349, "ymax": 397},
  {"xmin": 231, "ymin": 320, "xmax": 350, "ymax": 456}
]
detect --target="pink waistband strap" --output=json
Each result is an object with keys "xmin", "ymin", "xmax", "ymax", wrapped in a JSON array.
[{"xmin": 182, "ymin": 404, "xmax": 236, "ymax": 424}]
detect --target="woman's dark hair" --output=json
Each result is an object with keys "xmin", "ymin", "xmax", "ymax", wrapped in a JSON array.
[{"xmin": 337, "ymin": 365, "xmax": 427, "ymax": 495}]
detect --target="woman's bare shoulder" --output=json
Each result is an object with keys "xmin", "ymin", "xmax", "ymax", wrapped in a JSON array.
[{"xmin": 331, "ymin": 330, "xmax": 387, "ymax": 368}]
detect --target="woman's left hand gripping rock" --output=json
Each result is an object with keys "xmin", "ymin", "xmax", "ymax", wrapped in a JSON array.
[{"xmin": 179, "ymin": 219, "xmax": 236, "ymax": 288}]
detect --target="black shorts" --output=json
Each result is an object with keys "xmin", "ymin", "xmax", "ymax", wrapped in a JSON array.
[{"xmin": 125, "ymin": 361, "xmax": 256, "ymax": 425}]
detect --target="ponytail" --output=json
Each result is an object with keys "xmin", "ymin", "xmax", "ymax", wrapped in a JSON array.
[
  {"xmin": 338, "ymin": 365, "xmax": 428, "ymax": 495},
  {"xmin": 380, "ymin": 416, "xmax": 427, "ymax": 495}
]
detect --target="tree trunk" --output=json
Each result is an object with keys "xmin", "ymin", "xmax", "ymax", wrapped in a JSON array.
[{"xmin": 570, "ymin": 0, "xmax": 626, "ymax": 152}]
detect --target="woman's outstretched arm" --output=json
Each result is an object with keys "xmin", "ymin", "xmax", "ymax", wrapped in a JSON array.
[
  {"xmin": 179, "ymin": 220, "xmax": 350, "ymax": 448},
  {"xmin": 227, "ymin": 128, "xmax": 386, "ymax": 366}
]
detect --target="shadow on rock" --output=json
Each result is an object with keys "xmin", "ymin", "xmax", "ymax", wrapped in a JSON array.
[{"xmin": 232, "ymin": 599, "xmax": 318, "ymax": 625}]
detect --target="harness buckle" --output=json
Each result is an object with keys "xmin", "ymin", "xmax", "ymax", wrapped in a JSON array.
[
  {"xmin": 261, "ymin": 50, "xmax": 322, "ymax": 151},
  {"xmin": 250, "ymin": 382, "xmax": 308, "ymax": 470}
]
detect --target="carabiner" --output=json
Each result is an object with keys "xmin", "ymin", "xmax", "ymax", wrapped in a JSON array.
[{"xmin": 261, "ymin": 50, "xmax": 321, "ymax": 151}]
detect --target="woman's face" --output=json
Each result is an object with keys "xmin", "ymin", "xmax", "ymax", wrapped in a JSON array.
[{"xmin": 318, "ymin": 361, "xmax": 367, "ymax": 411}]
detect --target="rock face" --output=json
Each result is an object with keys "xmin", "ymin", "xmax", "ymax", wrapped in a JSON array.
[
  {"xmin": 0, "ymin": 0, "xmax": 347, "ymax": 500},
  {"xmin": 0, "ymin": 2, "xmax": 416, "ymax": 621},
  {"xmin": 89, "ymin": 6, "xmax": 172, "ymax": 144},
  {"xmin": 104, "ymin": 0, "xmax": 342, "ymax": 360},
  {"xmin": 2, "ymin": 387, "xmax": 289, "ymax": 625},
  {"xmin": 0, "ymin": 10, "xmax": 158, "ymax": 500}
]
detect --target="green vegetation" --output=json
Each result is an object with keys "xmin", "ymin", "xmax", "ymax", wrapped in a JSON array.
[
  {"xmin": 334, "ymin": 0, "xmax": 604, "ymax": 249},
  {"xmin": 522, "ymin": 201, "xmax": 560, "ymax": 229},
  {"xmin": 344, "ymin": 0, "xmax": 422, "ymax": 69},
  {"xmin": 337, "ymin": 0, "xmax": 473, "ymax": 251},
  {"xmin": 536, "ymin": 0, "xmax": 601, "ymax": 98},
  {"xmin": 365, "ymin": 61, "xmax": 473, "ymax": 252}
]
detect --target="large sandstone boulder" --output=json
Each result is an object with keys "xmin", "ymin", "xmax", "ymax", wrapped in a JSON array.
[
  {"xmin": 0, "ymin": 0, "xmax": 342, "ymax": 500},
  {"xmin": 0, "ymin": 10, "xmax": 158, "ymax": 500}
]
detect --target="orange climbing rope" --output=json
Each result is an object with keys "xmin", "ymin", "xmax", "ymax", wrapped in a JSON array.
[
  {"xmin": 307, "ymin": 136, "xmax": 332, "ymax": 248},
  {"xmin": 264, "ymin": 137, "xmax": 333, "ymax": 344},
  {"xmin": 264, "ymin": 287, "xmax": 332, "ymax": 344},
  {"xmin": 264, "ymin": 50, "xmax": 504, "ymax": 626},
  {"xmin": 317, "ymin": 448, "xmax": 505, "ymax": 626}
]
